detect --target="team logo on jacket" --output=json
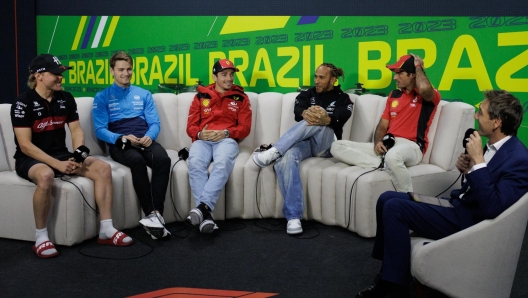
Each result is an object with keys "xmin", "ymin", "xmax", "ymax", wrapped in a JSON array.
[
  {"xmin": 233, "ymin": 96, "xmax": 240, "ymax": 101},
  {"xmin": 326, "ymin": 101, "xmax": 336, "ymax": 113},
  {"xmin": 410, "ymin": 97, "xmax": 418, "ymax": 108},
  {"xmin": 202, "ymin": 99, "xmax": 210, "ymax": 107},
  {"xmin": 391, "ymin": 100, "xmax": 399, "ymax": 108}
]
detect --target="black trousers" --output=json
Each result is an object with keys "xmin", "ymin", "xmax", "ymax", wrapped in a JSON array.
[{"xmin": 110, "ymin": 141, "xmax": 171, "ymax": 216}]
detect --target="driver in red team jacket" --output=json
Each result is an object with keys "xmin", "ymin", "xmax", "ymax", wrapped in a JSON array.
[{"xmin": 185, "ymin": 59, "xmax": 252, "ymax": 234}]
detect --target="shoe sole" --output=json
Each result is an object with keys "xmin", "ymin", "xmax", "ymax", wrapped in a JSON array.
[
  {"xmin": 252, "ymin": 154, "xmax": 269, "ymax": 168},
  {"xmin": 150, "ymin": 229, "xmax": 170, "ymax": 240},
  {"xmin": 287, "ymin": 228, "xmax": 303, "ymax": 235},
  {"xmin": 142, "ymin": 225, "xmax": 167, "ymax": 239},
  {"xmin": 200, "ymin": 220, "xmax": 216, "ymax": 234},
  {"xmin": 188, "ymin": 209, "xmax": 204, "ymax": 225}
]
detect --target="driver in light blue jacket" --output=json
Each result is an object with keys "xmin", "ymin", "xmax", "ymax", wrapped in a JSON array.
[{"xmin": 93, "ymin": 51, "xmax": 171, "ymax": 240}]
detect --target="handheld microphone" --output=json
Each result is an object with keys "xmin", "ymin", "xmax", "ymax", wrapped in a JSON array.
[
  {"xmin": 379, "ymin": 133, "xmax": 395, "ymax": 169},
  {"xmin": 463, "ymin": 128, "xmax": 476, "ymax": 154},
  {"xmin": 115, "ymin": 136, "xmax": 145, "ymax": 151},
  {"xmin": 382, "ymin": 133, "xmax": 395, "ymax": 151},
  {"xmin": 178, "ymin": 147, "xmax": 189, "ymax": 160},
  {"xmin": 72, "ymin": 145, "xmax": 90, "ymax": 162}
]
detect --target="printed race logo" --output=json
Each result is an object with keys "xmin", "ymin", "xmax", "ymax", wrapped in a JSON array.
[
  {"xmin": 71, "ymin": 16, "xmax": 120, "ymax": 50},
  {"xmin": 128, "ymin": 287, "xmax": 278, "ymax": 298}
]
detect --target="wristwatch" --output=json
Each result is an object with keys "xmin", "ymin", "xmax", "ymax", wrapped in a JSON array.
[{"xmin": 224, "ymin": 129, "xmax": 230, "ymax": 138}]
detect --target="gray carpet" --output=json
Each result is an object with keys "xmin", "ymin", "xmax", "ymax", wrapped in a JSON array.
[{"xmin": 0, "ymin": 219, "xmax": 527, "ymax": 298}]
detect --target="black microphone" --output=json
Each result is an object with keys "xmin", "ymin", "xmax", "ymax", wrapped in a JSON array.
[
  {"xmin": 378, "ymin": 133, "xmax": 395, "ymax": 169},
  {"xmin": 178, "ymin": 147, "xmax": 189, "ymax": 160},
  {"xmin": 463, "ymin": 128, "xmax": 476, "ymax": 154},
  {"xmin": 72, "ymin": 145, "xmax": 90, "ymax": 162},
  {"xmin": 382, "ymin": 133, "xmax": 395, "ymax": 151},
  {"xmin": 115, "ymin": 136, "xmax": 145, "ymax": 151}
]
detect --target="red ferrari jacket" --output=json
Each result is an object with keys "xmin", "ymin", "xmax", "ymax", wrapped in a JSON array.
[{"xmin": 186, "ymin": 83, "xmax": 252, "ymax": 142}]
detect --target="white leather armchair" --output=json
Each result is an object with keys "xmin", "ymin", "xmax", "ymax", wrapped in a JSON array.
[{"xmin": 411, "ymin": 192, "xmax": 528, "ymax": 298}]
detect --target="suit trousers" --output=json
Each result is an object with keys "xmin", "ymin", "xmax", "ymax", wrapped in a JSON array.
[{"xmin": 372, "ymin": 191, "xmax": 462, "ymax": 286}]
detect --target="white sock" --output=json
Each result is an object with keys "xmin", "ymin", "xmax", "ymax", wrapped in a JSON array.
[
  {"xmin": 99, "ymin": 219, "xmax": 132, "ymax": 244},
  {"xmin": 35, "ymin": 228, "xmax": 49, "ymax": 247},
  {"xmin": 35, "ymin": 228, "xmax": 57, "ymax": 256}
]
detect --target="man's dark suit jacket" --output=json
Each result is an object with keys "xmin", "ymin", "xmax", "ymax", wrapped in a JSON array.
[{"xmin": 451, "ymin": 136, "xmax": 528, "ymax": 229}]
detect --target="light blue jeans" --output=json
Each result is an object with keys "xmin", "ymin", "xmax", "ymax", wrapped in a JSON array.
[
  {"xmin": 188, "ymin": 138, "xmax": 239, "ymax": 210},
  {"xmin": 273, "ymin": 120, "xmax": 335, "ymax": 220}
]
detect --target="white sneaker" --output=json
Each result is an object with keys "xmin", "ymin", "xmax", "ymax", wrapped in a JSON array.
[
  {"xmin": 252, "ymin": 147, "xmax": 281, "ymax": 168},
  {"xmin": 287, "ymin": 219, "xmax": 303, "ymax": 235},
  {"xmin": 140, "ymin": 212, "xmax": 170, "ymax": 239}
]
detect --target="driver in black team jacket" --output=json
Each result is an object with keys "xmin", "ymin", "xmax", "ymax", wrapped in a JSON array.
[
  {"xmin": 252, "ymin": 63, "xmax": 353, "ymax": 234},
  {"xmin": 11, "ymin": 54, "xmax": 133, "ymax": 258}
]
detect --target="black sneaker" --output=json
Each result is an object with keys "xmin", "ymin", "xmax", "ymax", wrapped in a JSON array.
[{"xmin": 187, "ymin": 203, "xmax": 211, "ymax": 226}]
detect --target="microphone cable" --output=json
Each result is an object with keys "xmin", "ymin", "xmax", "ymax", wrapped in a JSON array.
[
  {"xmin": 58, "ymin": 161, "xmax": 155, "ymax": 260},
  {"xmin": 345, "ymin": 167, "xmax": 378, "ymax": 230},
  {"xmin": 146, "ymin": 146, "xmax": 195, "ymax": 239},
  {"xmin": 167, "ymin": 147, "xmax": 194, "ymax": 238},
  {"xmin": 431, "ymin": 128, "xmax": 474, "ymax": 198},
  {"xmin": 62, "ymin": 173, "xmax": 155, "ymax": 260},
  {"xmin": 434, "ymin": 172, "xmax": 463, "ymax": 197},
  {"xmin": 59, "ymin": 175, "xmax": 98, "ymax": 214},
  {"xmin": 252, "ymin": 146, "xmax": 320, "ymax": 239}
]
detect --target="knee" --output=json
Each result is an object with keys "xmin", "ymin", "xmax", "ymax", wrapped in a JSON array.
[
  {"xmin": 157, "ymin": 154, "xmax": 171, "ymax": 170},
  {"xmin": 376, "ymin": 191, "xmax": 400, "ymax": 209},
  {"xmin": 383, "ymin": 197, "xmax": 407, "ymax": 216},
  {"xmin": 385, "ymin": 151, "xmax": 404, "ymax": 168},
  {"xmin": 274, "ymin": 150, "xmax": 299, "ymax": 170},
  {"xmin": 127, "ymin": 154, "xmax": 147, "ymax": 168},
  {"xmin": 33, "ymin": 168, "xmax": 55, "ymax": 190},
  {"xmin": 188, "ymin": 156, "xmax": 208, "ymax": 171},
  {"xmin": 93, "ymin": 159, "xmax": 112, "ymax": 179},
  {"xmin": 330, "ymin": 141, "xmax": 344, "ymax": 153}
]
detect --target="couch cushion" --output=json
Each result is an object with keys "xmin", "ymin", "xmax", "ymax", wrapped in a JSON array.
[
  {"xmin": 429, "ymin": 102, "xmax": 475, "ymax": 171},
  {"xmin": 349, "ymin": 94, "xmax": 386, "ymax": 142}
]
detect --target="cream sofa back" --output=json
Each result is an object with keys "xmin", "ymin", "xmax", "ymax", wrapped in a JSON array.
[{"xmin": 0, "ymin": 91, "xmax": 474, "ymax": 244}]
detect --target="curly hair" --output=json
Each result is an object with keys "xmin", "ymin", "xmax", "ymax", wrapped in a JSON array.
[{"xmin": 320, "ymin": 62, "xmax": 345, "ymax": 82}]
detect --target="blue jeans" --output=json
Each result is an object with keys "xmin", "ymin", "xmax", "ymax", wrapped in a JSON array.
[
  {"xmin": 273, "ymin": 121, "xmax": 335, "ymax": 220},
  {"xmin": 188, "ymin": 138, "xmax": 239, "ymax": 210}
]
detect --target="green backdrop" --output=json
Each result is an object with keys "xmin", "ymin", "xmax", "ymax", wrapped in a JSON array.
[{"xmin": 37, "ymin": 15, "xmax": 528, "ymax": 143}]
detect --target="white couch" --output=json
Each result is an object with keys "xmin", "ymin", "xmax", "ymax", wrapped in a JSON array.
[{"xmin": 0, "ymin": 92, "xmax": 475, "ymax": 245}]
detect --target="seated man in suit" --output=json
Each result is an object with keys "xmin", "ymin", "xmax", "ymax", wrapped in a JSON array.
[{"xmin": 356, "ymin": 90, "xmax": 528, "ymax": 298}]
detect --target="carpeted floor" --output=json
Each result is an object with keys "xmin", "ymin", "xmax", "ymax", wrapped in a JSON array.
[{"xmin": 1, "ymin": 219, "xmax": 527, "ymax": 298}]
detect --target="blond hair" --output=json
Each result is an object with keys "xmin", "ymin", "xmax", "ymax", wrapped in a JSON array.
[
  {"xmin": 110, "ymin": 51, "xmax": 133, "ymax": 69},
  {"xmin": 27, "ymin": 73, "xmax": 37, "ymax": 89}
]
